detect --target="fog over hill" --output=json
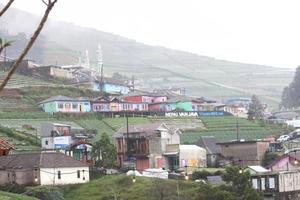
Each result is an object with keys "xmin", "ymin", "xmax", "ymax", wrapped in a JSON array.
[{"xmin": 0, "ymin": 7, "xmax": 294, "ymax": 108}]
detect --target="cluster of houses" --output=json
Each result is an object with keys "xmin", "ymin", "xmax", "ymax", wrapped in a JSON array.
[
  {"xmin": 0, "ymin": 122, "xmax": 92, "ymax": 186},
  {"xmin": 38, "ymin": 93, "xmax": 252, "ymax": 116}
]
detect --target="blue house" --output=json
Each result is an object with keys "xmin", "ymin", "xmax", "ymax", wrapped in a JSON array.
[
  {"xmin": 38, "ymin": 95, "xmax": 91, "ymax": 113},
  {"xmin": 93, "ymin": 79, "xmax": 129, "ymax": 94}
]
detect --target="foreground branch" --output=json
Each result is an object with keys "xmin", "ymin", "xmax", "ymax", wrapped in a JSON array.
[
  {"xmin": 0, "ymin": 0, "xmax": 15, "ymax": 17},
  {"xmin": 0, "ymin": 0, "xmax": 57, "ymax": 93}
]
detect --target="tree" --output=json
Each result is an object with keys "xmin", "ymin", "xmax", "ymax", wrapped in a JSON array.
[
  {"xmin": 0, "ymin": 38, "xmax": 12, "ymax": 55},
  {"xmin": 247, "ymin": 95, "xmax": 264, "ymax": 121},
  {"xmin": 0, "ymin": 0, "xmax": 58, "ymax": 93},
  {"xmin": 281, "ymin": 66, "xmax": 300, "ymax": 109},
  {"xmin": 222, "ymin": 166, "xmax": 263, "ymax": 200},
  {"xmin": 91, "ymin": 132, "xmax": 116, "ymax": 168}
]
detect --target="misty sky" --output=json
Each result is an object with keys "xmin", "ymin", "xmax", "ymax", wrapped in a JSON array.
[{"xmin": 7, "ymin": 0, "xmax": 300, "ymax": 68}]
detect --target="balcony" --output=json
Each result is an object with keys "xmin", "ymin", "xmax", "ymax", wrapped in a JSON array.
[{"xmin": 128, "ymin": 148, "xmax": 149, "ymax": 157}]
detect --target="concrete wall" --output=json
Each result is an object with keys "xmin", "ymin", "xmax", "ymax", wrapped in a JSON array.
[
  {"xmin": 50, "ymin": 67, "xmax": 73, "ymax": 79},
  {"xmin": 219, "ymin": 142, "xmax": 269, "ymax": 166},
  {"xmin": 92, "ymin": 103, "xmax": 110, "ymax": 112},
  {"xmin": 0, "ymin": 170, "xmax": 37, "ymax": 186},
  {"xmin": 160, "ymin": 129, "xmax": 180, "ymax": 153},
  {"xmin": 40, "ymin": 102, "xmax": 56, "ymax": 113},
  {"xmin": 42, "ymin": 137, "xmax": 54, "ymax": 149},
  {"xmin": 56, "ymin": 101, "xmax": 91, "ymax": 113},
  {"xmin": 0, "ymin": 170, "xmax": 9, "ymax": 185},
  {"xmin": 176, "ymin": 102, "xmax": 193, "ymax": 111},
  {"xmin": 40, "ymin": 167, "xmax": 89, "ymax": 185}
]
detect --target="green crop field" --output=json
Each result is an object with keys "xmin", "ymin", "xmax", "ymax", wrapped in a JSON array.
[
  {"xmin": 181, "ymin": 116, "xmax": 288, "ymax": 143},
  {"xmin": 76, "ymin": 117, "xmax": 152, "ymax": 142}
]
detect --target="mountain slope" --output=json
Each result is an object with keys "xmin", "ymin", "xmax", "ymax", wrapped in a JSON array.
[{"xmin": 0, "ymin": 7, "xmax": 293, "ymax": 107}]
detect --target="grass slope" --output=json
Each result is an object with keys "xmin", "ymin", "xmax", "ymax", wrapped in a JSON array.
[
  {"xmin": 64, "ymin": 175, "xmax": 199, "ymax": 200},
  {"xmin": 0, "ymin": 191, "xmax": 38, "ymax": 200}
]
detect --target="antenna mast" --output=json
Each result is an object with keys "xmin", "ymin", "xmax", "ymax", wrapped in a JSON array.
[{"xmin": 97, "ymin": 44, "xmax": 104, "ymax": 93}]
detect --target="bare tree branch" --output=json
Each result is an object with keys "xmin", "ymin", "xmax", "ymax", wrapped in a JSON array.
[
  {"xmin": 0, "ymin": 0, "xmax": 15, "ymax": 17},
  {"xmin": 0, "ymin": 0, "xmax": 58, "ymax": 93}
]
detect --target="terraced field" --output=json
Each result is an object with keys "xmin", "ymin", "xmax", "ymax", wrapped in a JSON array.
[
  {"xmin": 76, "ymin": 117, "xmax": 152, "ymax": 141},
  {"xmin": 181, "ymin": 116, "xmax": 287, "ymax": 143},
  {"xmin": 0, "ymin": 72, "xmax": 58, "ymax": 88},
  {"xmin": 0, "ymin": 118, "xmax": 83, "ymax": 136}
]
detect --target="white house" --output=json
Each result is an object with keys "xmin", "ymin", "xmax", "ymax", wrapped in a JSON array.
[
  {"xmin": 179, "ymin": 145, "xmax": 207, "ymax": 169},
  {"xmin": 39, "ymin": 152, "xmax": 89, "ymax": 185},
  {"xmin": 0, "ymin": 152, "xmax": 89, "ymax": 186}
]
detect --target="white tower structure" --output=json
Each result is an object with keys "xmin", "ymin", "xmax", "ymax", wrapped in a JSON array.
[
  {"xmin": 84, "ymin": 49, "xmax": 90, "ymax": 69},
  {"xmin": 97, "ymin": 44, "xmax": 104, "ymax": 92},
  {"xmin": 96, "ymin": 44, "xmax": 103, "ymax": 75}
]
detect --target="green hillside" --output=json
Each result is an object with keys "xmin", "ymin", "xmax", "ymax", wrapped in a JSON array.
[
  {"xmin": 0, "ymin": 8, "xmax": 293, "ymax": 108},
  {"xmin": 181, "ymin": 116, "xmax": 287, "ymax": 143}
]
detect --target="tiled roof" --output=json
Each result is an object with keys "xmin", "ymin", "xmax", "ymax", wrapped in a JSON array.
[
  {"xmin": 40, "ymin": 152, "xmax": 88, "ymax": 168},
  {"xmin": 0, "ymin": 152, "xmax": 88, "ymax": 170},
  {"xmin": 0, "ymin": 153, "xmax": 40, "ymax": 169},
  {"xmin": 0, "ymin": 138, "xmax": 15, "ymax": 150}
]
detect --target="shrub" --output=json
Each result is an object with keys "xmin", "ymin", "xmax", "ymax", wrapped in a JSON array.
[
  {"xmin": 24, "ymin": 186, "xmax": 64, "ymax": 200},
  {"xmin": 192, "ymin": 170, "xmax": 212, "ymax": 180}
]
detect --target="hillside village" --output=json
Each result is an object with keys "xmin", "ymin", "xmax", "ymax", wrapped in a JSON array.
[
  {"xmin": 1, "ymin": 54, "xmax": 300, "ymax": 199},
  {"xmin": 2, "ymin": 3, "xmax": 300, "ymax": 200}
]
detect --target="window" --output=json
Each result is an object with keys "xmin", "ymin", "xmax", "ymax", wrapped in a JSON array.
[
  {"xmin": 77, "ymin": 170, "xmax": 80, "ymax": 178},
  {"xmin": 269, "ymin": 177, "xmax": 275, "ymax": 189},
  {"xmin": 65, "ymin": 103, "xmax": 71, "ymax": 110},
  {"xmin": 58, "ymin": 103, "xmax": 64, "ymax": 109},
  {"xmin": 58, "ymin": 171, "xmax": 61, "ymax": 179},
  {"xmin": 45, "ymin": 140, "xmax": 48, "ymax": 145},
  {"xmin": 261, "ymin": 178, "xmax": 265, "ymax": 190},
  {"xmin": 252, "ymin": 179, "xmax": 258, "ymax": 189},
  {"xmin": 72, "ymin": 103, "xmax": 78, "ymax": 109}
]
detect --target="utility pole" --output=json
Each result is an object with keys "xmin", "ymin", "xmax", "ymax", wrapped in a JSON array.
[
  {"xmin": 236, "ymin": 114, "xmax": 239, "ymax": 141},
  {"xmin": 126, "ymin": 114, "xmax": 129, "ymax": 161}
]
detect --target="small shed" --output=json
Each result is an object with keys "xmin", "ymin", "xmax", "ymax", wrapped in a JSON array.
[{"xmin": 179, "ymin": 145, "xmax": 206, "ymax": 169}]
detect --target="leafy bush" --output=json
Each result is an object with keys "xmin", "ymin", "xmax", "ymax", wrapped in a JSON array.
[
  {"xmin": 24, "ymin": 186, "xmax": 64, "ymax": 200},
  {"xmin": 0, "ymin": 183, "xmax": 26, "ymax": 194},
  {"xmin": 192, "ymin": 170, "xmax": 212, "ymax": 180}
]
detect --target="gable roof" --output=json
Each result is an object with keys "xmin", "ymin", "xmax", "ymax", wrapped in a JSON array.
[
  {"xmin": 0, "ymin": 153, "xmax": 40, "ymax": 170},
  {"xmin": 114, "ymin": 123, "xmax": 181, "ymax": 138},
  {"xmin": 0, "ymin": 152, "xmax": 88, "ymax": 170},
  {"xmin": 38, "ymin": 95, "xmax": 90, "ymax": 104},
  {"xmin": 40, "ymin": 152, "xmax": 88, "ymax": 168},
  {"xmin": 197, "ymin": 136, "xmax": 221, "ymax": 154},
  {"xmin": 0, "ymin": 138, "xmax": 15, "ymax": 150}
]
